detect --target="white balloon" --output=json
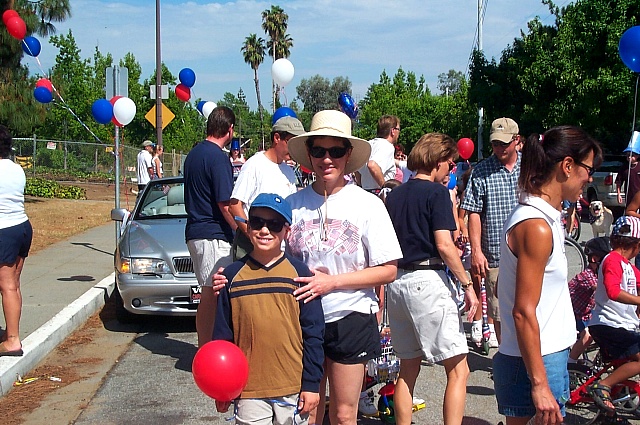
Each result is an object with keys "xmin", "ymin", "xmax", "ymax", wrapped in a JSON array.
[
  {"xmin": 113, "ymin": 97, "xmax": 136, "ymax": 126},
  {"xmin": 271, "ymin": 58, "xmax": 294, "ymax": 86},
  {"xmin": 202, "ymin": 101, "xmax": 217, "ymax": 118}
]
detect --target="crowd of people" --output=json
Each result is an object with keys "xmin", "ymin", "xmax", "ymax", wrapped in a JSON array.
[{"xmin": 4, "ymin": 103, "xmax": 640, "ymax": 425}]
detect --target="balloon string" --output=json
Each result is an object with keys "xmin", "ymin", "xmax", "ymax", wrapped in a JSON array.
[
  {"xmin": 24, "ymin": 44, "xmax": 104, "ymax": 143},
  {"xmin": 279, "ymin": 86, "xmax": 288, "ymax": 107},
  {"xmin": 626, "ymin": 73, "xmax": 640, "ymax": 205}
]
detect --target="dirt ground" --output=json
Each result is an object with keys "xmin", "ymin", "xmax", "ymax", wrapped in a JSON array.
[
  {"xmin": 0, "ymin": 181, "xmax": 138, "ymax": 423},
  {"xmin": 25, "ymin": 181, "xmax": 135, "ymax": 253}
]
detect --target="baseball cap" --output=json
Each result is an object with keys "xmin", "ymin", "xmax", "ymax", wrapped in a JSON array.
[
  {"xmin": 272, "ymin": 116, "xmax": 305, "ymax": 136},
  {"xmin": 612, "ymin": 215, "xmax": 640, "ymax": 239},
  {"xmin": 490, "ymin": 118, "xmax": 519, "ymax": 143},
  {"xmin": 141, "ymin": 140, "xmax": 154, "ymax": 147},
  {"xmin": 250, "ymin": 193, "xmax": 293, "ymax": 225}
]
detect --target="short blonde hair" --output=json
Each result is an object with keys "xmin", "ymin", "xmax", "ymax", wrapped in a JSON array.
[{"xmin": 407, "ymin": 133, "xmax": 458, "ymax": 172}]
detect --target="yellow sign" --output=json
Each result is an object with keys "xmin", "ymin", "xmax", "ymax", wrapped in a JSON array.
[{"xmin": 145, "ymin": 102, "xmax": 175, "ymax": 129}]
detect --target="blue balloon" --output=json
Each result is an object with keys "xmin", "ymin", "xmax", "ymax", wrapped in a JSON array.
[
  {"xmin": 92, "ymin": 99, "xmax": 114, "ymax": 124},
  {"xmin": 34, "ymin": 86, "xmax": 52, "ymax": 103},
  {"xmin": 272, "ymin": 106, "xmax": 297, "ymax": 124},
  {"xmin": 447, "ymin": 172, "xmax": 457, "ymax": 190},
  {"xmin": 22, "ymin": 36, "xmax": 41, "ymax": 57},
  {"xmin": 179, "ymin": 68, "xmax": 196, "ymax": 88},
  {"xmin": 338, "ymin": 92, "xmax": 358, "ymax": 119},
  {"xmin": 197, "ymin": 100, "xmax": 207, "ymax": 113},
  {"xmin": 619, "ymin": 26, "xmax": 640, "ymax": 73}
]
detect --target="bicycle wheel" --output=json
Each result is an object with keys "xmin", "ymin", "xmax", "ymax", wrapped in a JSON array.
[
  {"xmin": 565, "ymin": 237, "xmax": 587, "ymax": 282},
  {"xmin": 565, "ymin": 364, "xmax": 601, "ymax": 425},
  {"xmin": 570, "ymin": 215, "xmax": 581, "ymax": 241}
]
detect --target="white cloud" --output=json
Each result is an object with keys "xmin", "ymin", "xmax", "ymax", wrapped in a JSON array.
[{"xmin": 27, "ymin": 0, "xmax": 557, "ymax": 111}]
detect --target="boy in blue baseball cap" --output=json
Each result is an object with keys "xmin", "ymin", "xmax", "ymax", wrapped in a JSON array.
[{"xmin": 213, "ymin": 193, "xmax": 324, "ymax": 425}]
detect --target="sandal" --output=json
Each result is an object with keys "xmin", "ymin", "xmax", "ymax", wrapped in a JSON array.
[
  {"xmin": 0, "ymin": 341, "xmax": 23, "ymax": 357},
  {"xmin": 587, "ymin": 383, "xmax": 615, "ymax": 413}
]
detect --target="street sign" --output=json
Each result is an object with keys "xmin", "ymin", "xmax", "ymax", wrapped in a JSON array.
[
  {"xmin": 145, "ymin": 103, "xmax": 175, "ymax": 129},
  {"xmin": 150, "ymin": 85, "xmax": 169, "ymax": 99},
  {"xmin": 105, "ymin": 66, "xmax": 128, "ymax": 99}
]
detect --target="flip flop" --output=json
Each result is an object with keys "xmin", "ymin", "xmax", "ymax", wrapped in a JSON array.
[
  {"xmin": 0, "ymin": 342, "xmax": 23, "ymax": 357},
  {"xmin": 587, "ymin": 383, "xmax": 615, "ymax": 413}
]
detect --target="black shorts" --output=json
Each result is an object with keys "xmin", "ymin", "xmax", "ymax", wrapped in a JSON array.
[
  {"xmin": 589, "ymin": 324, "xmax": 640, "ymax": 361},
  {"xmin": 0, "ymin": 220, "xmax": 33, "ymax": 265},
  {"xmin": 324, "ymin": 311, "xmax": 381, "ymax": 364}
]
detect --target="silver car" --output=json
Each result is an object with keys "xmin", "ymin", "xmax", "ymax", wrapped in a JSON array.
[
  {"xmin": 583, "ymin": 155, "xmax": 626, "ymax": 211},
  {"xmin": 111, "ymin": 176, "xmax": 198, "ymax": 322}
]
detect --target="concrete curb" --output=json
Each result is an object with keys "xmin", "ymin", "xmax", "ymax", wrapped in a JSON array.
[{"xmin": 0, "ymin": 273, "xmax": 115, "ymax": 396}]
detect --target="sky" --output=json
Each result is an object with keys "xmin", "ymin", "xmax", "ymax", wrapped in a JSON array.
[{"xmin": 25, "ymin": 0, "xmax": 569, "ymax": 111}]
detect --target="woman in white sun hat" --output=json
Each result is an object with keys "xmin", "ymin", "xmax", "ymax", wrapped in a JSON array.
[{"xmin": 286, "ymin": 110, "xmax": 402, "ymax": 425}]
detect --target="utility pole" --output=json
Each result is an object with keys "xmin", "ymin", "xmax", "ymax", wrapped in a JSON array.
[
  {"xmin": 155, "ymin": 0, "xmax": 163, "ymax": 147},
  {"xmin": 477, "ymin": 0, "xmax": 484, "ymax": 160}
]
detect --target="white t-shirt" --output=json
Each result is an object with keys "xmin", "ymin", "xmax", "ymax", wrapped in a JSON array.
[
  {"xmin": 0, "ymin": 159, "xmax": 28, "ymax": 229},
  {"xmin": 498, "ymin": 194, "xmax": 576, "ymax": 357},
  {"xmin": 358, "ymin": 138, "xmax": 396, "ymax": 190},
  {"xmin": 137, "ymin": 150, "xmax": 153, "ymax": 185},
  {"xmin": 286, "ymin": 184, "xmax": 403, "ymax": 322},
  {"xmin": 231, "ymin": 151, "xmax": 297, "ymax": 215}
]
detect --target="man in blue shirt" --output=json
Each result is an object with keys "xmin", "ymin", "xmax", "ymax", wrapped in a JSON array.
[{"xmin": 184, "ymin": 106, "xmax": 237, "ymax": 347}]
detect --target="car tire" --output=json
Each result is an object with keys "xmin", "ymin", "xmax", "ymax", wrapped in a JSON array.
[{"xmin": 114, "ymin": 285, "xmax": 138, "ymax": 324}]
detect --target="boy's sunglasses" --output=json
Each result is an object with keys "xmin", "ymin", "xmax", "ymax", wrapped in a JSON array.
[
  {"xmin": 308, "ymin": 146, "xmax": 350, "ymax": 159},
  {"xmin": 248, "ymin": 216, "xmax": 286, "ymax": 233}
]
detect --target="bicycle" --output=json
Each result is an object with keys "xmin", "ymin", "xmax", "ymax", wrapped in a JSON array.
[
  {"xmin": 563, "ymin": 201, "xmax": 582, "ymax": 241},
  {"xmin": 566, "ymin": 350, "xmax": 640, "ymax": 425},
  {"xmin": 565, "ymin": 236, "xmax": 587, "ymax": 282}
]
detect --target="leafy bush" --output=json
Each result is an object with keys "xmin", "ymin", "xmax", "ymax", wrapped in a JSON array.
[
  {"xmin": 25, "ymin": 178, "xmax": 86, "ymax": 200},
  {"xmin": 32, "ymin": 167, "xmax": 114, "ymax": 183}
]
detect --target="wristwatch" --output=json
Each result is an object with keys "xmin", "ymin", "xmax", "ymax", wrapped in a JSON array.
[{"xmin": 461, "ymin": 280, "xmax": 473, "ymax": 289}]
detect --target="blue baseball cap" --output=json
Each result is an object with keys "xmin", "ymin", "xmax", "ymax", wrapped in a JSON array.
[
  {"xmin": 250, "ymin": 193, "xmax": 293, "ymax": 225},
  {"xmin": 612, "ymin": 215, "xmax": 640, "ymax": 239}
]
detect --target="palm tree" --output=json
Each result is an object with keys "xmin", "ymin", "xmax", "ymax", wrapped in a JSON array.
[
  {"xmin": 267, "ymin": 33, "xmax": 293, "ymax": 61},
  {"xmin": 31, "ymin": 0, "xmax": 72, "ymax": 37},
  {"xmin": 241, "ymin": 34, "xmax": 266, "ymax": 147},
  {"xmin": 261, "ymin": 5, "xmax": 288, "ymax": 111}
]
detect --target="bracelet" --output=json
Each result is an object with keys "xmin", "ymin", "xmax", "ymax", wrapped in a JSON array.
[{"xmin": 460, "ymin": 281, "xmax": 473, "ymax": 289}]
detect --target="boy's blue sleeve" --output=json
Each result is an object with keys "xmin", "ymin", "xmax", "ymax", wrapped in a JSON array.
[
  {"xmin": 212, "ymin": 269, "xmax": 235, "ymax": 342},
  {"xmin": 290, "ymin": 255, "xmax": 325, "ymax": 393}
]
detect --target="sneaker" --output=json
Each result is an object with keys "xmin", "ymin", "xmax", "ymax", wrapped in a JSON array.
[
  {"xmin": 488, "ymin": 332, "xmax": 499, "ymax": 348},
  {"xmin": 470, "ymin": 320, "xmax": 482, "ymax": 345},
  {"xmin": 412, "ymin": 396, "xmax": 425, "ymax": 405},
  {"xmin": 358, "ymin": 390, "xmax": 378, "ymax": 416}
]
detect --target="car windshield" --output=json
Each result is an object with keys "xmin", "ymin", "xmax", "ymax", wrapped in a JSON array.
[{"xmin": 136, "ymin": 181, "xmax": 186, "ymax": 219}]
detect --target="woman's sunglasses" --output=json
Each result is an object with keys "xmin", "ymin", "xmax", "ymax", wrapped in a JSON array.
[
  {"xmin": 248, "ymin": 216, "xmax": 286, "ymax": 233},
  {"xmin": 308, "ymin": 146, "xmax": 350, "ymax": 159}
]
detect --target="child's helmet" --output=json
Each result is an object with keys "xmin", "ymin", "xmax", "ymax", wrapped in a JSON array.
[{"xmin": 584, "ymin": 236, "xmax": 611, "ymax": 259}]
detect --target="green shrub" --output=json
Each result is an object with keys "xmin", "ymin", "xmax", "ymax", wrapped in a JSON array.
[{"xmin": 25, "ymin": 178, "xmax": 86, "ymax": 200}]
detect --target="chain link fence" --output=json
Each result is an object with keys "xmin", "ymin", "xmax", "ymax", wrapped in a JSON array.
[{"xmin": 12, "ymin": 136, "xmax": 187, "ymax": 183}]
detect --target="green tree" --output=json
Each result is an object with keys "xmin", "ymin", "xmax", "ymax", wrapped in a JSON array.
[
  {"xmin": 262, "ymin": 5, "xmax": 291, "ymax": 110},
  {"xmin": 437, "ymin": 69, "xmax": 465, "ymax": 96},
  {"xmin": 296, "ymin": 75, "xmax": 352, "ymax": 114},
  {"xmin": 241, "ymin": 33, "xmax": 266, "ymax": 139}
]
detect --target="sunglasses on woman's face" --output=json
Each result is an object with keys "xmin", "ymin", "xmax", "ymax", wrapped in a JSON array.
[
  {"xmin": 308, "ymin": 145, "xmax": 350, "ymax": 159},
  {"xmin": 248, "ymin": 215, "xmax": 286, "ymax": 233}
]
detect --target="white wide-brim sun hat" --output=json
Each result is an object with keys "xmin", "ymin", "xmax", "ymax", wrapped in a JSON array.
[{"xmin": 287, "ymin": 110, "xmax": 371, "ymax": 175}]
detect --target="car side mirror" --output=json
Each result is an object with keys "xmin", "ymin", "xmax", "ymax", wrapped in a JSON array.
[{"xmin": 111, "ymin": 208, "xmax": 129, "ymax": 221}]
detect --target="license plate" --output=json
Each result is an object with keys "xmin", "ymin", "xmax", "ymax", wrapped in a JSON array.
[{"xmin": 190, "ymin": 285, "xmax": 202, "ymax": 304}]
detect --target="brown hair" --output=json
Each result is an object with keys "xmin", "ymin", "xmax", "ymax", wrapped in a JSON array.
[
  {"xmin": 519, "ymin": 126, "xmax": 602, "ymax": 196},
  {"xmin": 407, "ymin": 133, "xmax": 458, "ymax": 173},
  {"xmin": 377, "ymin": 115, "xmax": 400, "ymax": 138},
  {"xmin": 206, "ymin": 106, "xmax": 235, "ymax": 138}
]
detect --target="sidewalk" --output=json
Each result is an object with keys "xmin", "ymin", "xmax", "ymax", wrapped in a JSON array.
[{"xmin": 0, "ymin": 223, "xmax": 117, "ymax": 396}]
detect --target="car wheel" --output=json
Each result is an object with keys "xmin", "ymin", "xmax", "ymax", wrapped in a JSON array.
[{"xmin": 113, "ymin": 285, "xmax": 138, "ymax": 324}]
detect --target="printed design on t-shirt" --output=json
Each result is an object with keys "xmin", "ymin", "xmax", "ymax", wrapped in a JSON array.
[{"xmin": 289, "ymin": 217, "xmax": 361, "ymax": 257}]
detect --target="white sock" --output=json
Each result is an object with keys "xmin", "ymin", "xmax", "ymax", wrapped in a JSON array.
[{"xmin": 472, "ymin": 319, "xmax": 482, "ymax": 326}]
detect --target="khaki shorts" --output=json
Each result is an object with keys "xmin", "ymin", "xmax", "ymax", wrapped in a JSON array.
[
  {"xmin": 187, "ymin": 239, "xmax": 232, "ymax": 287},
  {"xmin": 387, "ymin": 268, "xmax": 468, "ymax": 364},
  {"xmin": 236, "ymin": 394, "xmax": 308, "ymax": 425},
  {"xmin": 486, "ymin": 267, "xmax": 500, "ymax": 321}
]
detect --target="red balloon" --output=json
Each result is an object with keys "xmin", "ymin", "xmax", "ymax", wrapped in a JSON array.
[
  {"xmin": 192, "ymin": 340, "xmax": 249, "ymax": 401},
  {"xmin": 109, "ymin": 96, "xmax": 123, "ymax": 126},
  {"xmin": 35, "ymin": 78, "xmax": 53, "ymax": 93},
  {"xmin": 175, "ymin": 84, "xmax": 190, "ymax": 102},
  {"xmin": 457, "ymin": 137, "xmax": 475, "ymax": 160},
  {"xmin": 5, "ymin": 16, "xmax": 26, "ymax": 40},
  {"xmin": 2, "ymin": 9, "xmax": 19, "ymax": 26}
]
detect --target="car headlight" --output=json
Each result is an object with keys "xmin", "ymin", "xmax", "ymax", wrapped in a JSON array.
[{"xmin": 118, "ymin": 257, "xmax": 171, "ymax": 274}]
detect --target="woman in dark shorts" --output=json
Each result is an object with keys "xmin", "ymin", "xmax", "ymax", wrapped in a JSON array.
[{"xmin": 0, "ymin": 125, "xmax": 33, "ymax": 356}]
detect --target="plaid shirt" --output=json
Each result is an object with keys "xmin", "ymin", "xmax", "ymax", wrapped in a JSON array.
[
  {"xmin": 568, "ymin": 268, "xmax": 598, "ymax": 322},
  {"xmin": 460, "ymin": 154, "xmax": 520, "ymax": 267}
]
